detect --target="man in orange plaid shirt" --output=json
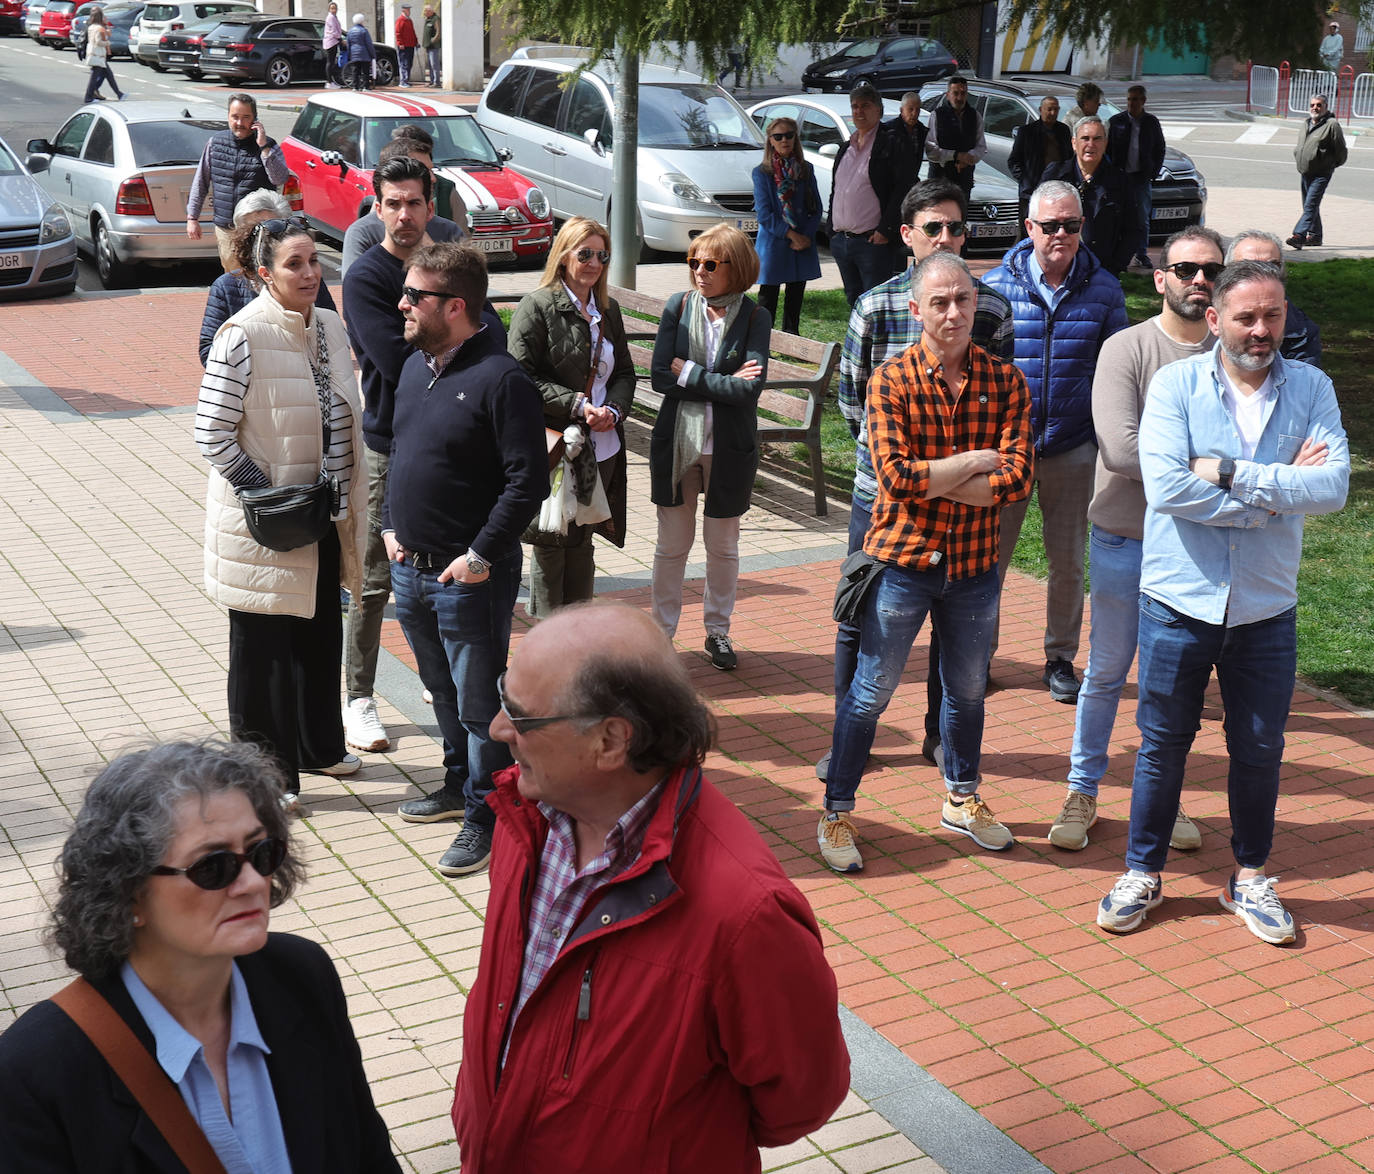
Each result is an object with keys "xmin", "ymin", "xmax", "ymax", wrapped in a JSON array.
[{"xmin": 819, "ymin": 251, "xmax": 1033, "ymax": 873}]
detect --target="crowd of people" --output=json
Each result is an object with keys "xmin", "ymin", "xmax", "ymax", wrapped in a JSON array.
[
  {"xmin": 319, "ymin": 2, "xmax": 444, "ymax": 91},
  {"xmin": 0, "ymin": 76, "xmax": 1352, "ymax": 1172}
]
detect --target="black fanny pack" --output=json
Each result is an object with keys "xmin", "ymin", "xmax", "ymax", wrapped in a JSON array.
[{"xmin": 240, "ymin": 475, "xmax": 337, "ymax": 552}]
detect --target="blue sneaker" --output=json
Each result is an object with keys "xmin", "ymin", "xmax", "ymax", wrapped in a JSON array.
[
  {"xmin": 1220, "ymin": 874, "xmax": 1296, "ymax": 945},
  {"xmin": 1097, "ymin": 870, "xmax": 1162, "ymax": 934}
]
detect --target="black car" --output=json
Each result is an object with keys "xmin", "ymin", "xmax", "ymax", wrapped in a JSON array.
[
  {"xmin": 156, "ymin": 14, "xmax": 221, "ymax": 76},
  {"xmin": 198, "ymin": 15, "xmax": 396, "ymax": 87},
  {"xmin": 802, "ymin": 35, "xmax": 959, "ymax": 97}
]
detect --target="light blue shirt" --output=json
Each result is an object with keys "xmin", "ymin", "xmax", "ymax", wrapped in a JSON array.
[
  {"xmin": 1026, "ymin": 249, "xmax": 1072, "ymax": 313},
  {"xmin": 121, "ymin": 962, "xmax": 293, "ymax": 1174},
  {"xmin": 1138, "ymin": 349, "xmax": 1348, "ymax": 627}
]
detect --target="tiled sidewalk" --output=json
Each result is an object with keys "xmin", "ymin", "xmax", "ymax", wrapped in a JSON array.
[{"xmin": 2, "ymin": 282, "xmax": 1373, "ymax": 1174}]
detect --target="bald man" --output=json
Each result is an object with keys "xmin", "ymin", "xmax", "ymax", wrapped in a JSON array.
[{"xmin": 452, "ymin": 602, "xmax": 849, "ymax": 1169}]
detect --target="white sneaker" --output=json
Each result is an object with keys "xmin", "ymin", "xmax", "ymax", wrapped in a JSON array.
[
  {"xmin": 422, "ymin": 687, "xmax": 433, "ymax": 704},
  {"xmin": 344, "ymin": 696, "xmax": 389, "ymax": 752}
]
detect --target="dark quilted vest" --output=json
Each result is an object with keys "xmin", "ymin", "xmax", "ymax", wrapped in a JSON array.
[{"xmin": 208, "ymin": 130, "xmax": 273, "ymax": 228}]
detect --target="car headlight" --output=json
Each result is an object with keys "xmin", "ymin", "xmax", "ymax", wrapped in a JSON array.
[
  {"xmin": 40, "ymin": 205, "xmax": 72, "ymax": 244},
  {"xmin": 526, "ymin": 186, "xmax": 549, "ymax": 220},
  {"xmin": 659, "ymin": 172, "xmax": 708, "ymax": 204}
]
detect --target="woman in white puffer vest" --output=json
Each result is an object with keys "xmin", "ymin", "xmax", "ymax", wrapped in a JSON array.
[{"xmin": 195, "ymin": 219, "xmax": 366, "ymax": 814}]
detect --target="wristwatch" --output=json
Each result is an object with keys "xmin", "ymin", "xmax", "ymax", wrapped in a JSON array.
[
  {"xmin": 465, "ymin": 550, "xmax": 490, "ymax": 575},
  {"xmin": 1217, "ymin": 458, "xmax": 1235, "ymax": 492}
]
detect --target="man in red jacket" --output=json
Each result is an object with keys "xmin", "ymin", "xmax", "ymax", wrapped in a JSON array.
[
  {"xmin": 393, "ymin": 2, "xmax": 417, "ymax": 87},
  {"xmin": 452, "ymin": 601, "xmax": 849, "ymax": 1172}
]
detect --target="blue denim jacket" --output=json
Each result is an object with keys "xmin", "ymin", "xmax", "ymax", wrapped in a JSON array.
[{"xmin": 1138, "ymin": 349, "xmax": 1348, "ymax": 627}]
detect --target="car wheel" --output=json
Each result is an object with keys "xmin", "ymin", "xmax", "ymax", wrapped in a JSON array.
[
  {"xmin": 95, "ymin": 219, "xmax": 131, "ymax": 289},
  {"xmin": 149, "ymin": 59, "xmax": 165, "ymax": 71},
  {"xmin": 185, "ymin": 67, "xmax": 203, "ymax": 79},
  {"xmin": 266, "ymin": 54, "xmax": 293, "ymax": 87},
  {"xmin": 374, "ymin": 55, "xmax": 395, "ymax": 86}
]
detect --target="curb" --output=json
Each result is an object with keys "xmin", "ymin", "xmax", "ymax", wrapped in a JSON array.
[{"xmin": 1222, "ymin": 105, "xmax": 1370, "ymax": 135}]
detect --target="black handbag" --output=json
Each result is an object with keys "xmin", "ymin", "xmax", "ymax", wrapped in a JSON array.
[
  {"xmin": 239, "ymin": 321, "xmax": 338, "ymax": 552},
  {"xmin": 832, "ymin": 550, "xmax": 884, "ymax": 626}
]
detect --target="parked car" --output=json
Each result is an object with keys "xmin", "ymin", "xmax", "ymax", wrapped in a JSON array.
[
  {"xmin": 801, "ymin": 36, "xmax": 959, "ymax": 97},
  {"xmin": 24, "ymin": 101, "xmax": 302, "ymax": 288},
  {"xmin": 23, "ymin": 0, "xmax": 48, "ymax": 40},
  {"xmin": 103, "ymin": 1, "xmax": 142, "ymax": 55},
  {"xmin": 283, "ymin": 91, "xmax": 552, "ymax": 262},
  {"xmin": 0, "ymin": 133, "xmax": 77, "ymax": 299},
  {"xmin": 917, "ymin": 76, "xmax": 1207, "ymax": 242},
  {"xmin": 477, "ymin": 48, "xmax": 762, "ymax": 254},
  {"xmin": 71, "ymin": 0, "xmax": 136, "ymax": 53},
  {"xmin": 157, "ymin": 13, "xmax": 223, "ymax": 76},
  {"xmin": 0, "ymin": 0, "xmax": 25, "ymax": 35},
  {"xmin": 132, "ymin": 0, "xmax": 250, "ymax": 67},
  {"xmin": 199, "ymin": 15, "xmax": 398, "ymax": 87},
  {"xmin": 38, "ymin": 0, "xmax": 77, "ymax": 46},
  {"xmin": 746, "ymin": 93, "xmax": 1021, "ymax": 254}
]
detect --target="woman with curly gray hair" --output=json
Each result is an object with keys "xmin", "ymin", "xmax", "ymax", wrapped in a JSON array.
[{"xmin": 0, "ymin": 740, "xmax": 399, "ymax": 1173}]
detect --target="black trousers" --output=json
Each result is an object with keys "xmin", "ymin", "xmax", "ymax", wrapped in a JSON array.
[
  {"xmin": 228, "ymin": 527, "xmax": 346, "ymax": 794},
  {"xmin": 757, "ymin": 281, "xmax": 806, "ymax": 335}
]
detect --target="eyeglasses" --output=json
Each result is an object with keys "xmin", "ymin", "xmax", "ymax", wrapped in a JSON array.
[
  {"xmin": 1032, "ymin": 218, "xmax": 1083, "ymax": 236},
  {"xmin": 150, "ymin": 837, "xmax": 286, "ymax": 891},
  {"xmin": 402, "ymin": 284, "xmax": 455, "ymax": 305},
  {"xmin": 688, "ymin": 257, "xmax": 731, "ymax": 272},
  {"xmin": 1161, "ymin": 261, "xmax": 1225, "ymax": 282},
  {"xmin": 770, "ymin": 131, "xmax": 796, "ymax": 142},
  {"xmin": 574, "ymin": 247, "xmax": 610, "ymax": 264},
  {"xmin": 496, "ymin": 671, "xmax": 596, "ymax": 734},
  {"xmin": 915, "ymin": 219, "xmax": 967, "ymax": 238}
]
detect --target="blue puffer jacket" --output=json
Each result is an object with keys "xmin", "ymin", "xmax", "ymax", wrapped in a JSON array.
[{"xmin": 983, "ymin": 238, "xmax": 1128, "ymax": 457}]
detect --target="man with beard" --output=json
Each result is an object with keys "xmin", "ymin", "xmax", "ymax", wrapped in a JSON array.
[
  {"xmin": 1096, "ymin": 261, "xmax": 1348, "ymax": 945},
  {"xmin": 1225, "ymin": 230, "xmax": 1322, "ymax": 368},
  {"xmin": 1049, "ymin": 227, "xmax": 1224, "ymax": 854},
  {"xmin": 381, "ymin": 242, "xmax": 547, "ymax": 876}
]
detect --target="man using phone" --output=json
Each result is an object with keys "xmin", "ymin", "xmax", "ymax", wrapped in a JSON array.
[{"xmin": 186, "ymin": 93, "xmax": 289, "ymax": 272}]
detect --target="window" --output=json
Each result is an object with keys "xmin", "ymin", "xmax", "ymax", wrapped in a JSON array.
[
  {"xmin": 127, "ymin": 119, "xmax": 219, "ymax": 166},
  {"xmin": 290, "ymin": 102, "xmax": 330, "ymax": 149},
  {"xmin": 983, "ymin": 96, "xmax": 1029, "ymax": 138},
  {"xmin": 564, "ymin": 78, "xmax": 611, "ymax": 147},
  {"xmin": 82, "ymin": 116, "xmax": 114, "ymax": 165},
  {"xmin": 142, "ymin": 4, "xmax": 176, "ymax": 19},
  {"xmin": 798, "ymin": 110, "xmax": 844, "ymax": 153},
  {"xmin": 483, "ymin": 65, "xmax": 527, "ymax": 117},
  {"xmin": 636, "ymin": 84, "xmax": 760, "ymax": 148},
  {"xmin": 52, "ymin": 112, "xmax": 94, "ymax": 158},
  {"xmin": 754, "ymin": 103, "xmax": 800, "ymax": 134},
  {"xmin": 520, "ymin": 68, "xmax": 564, "ymax": 129},
  {"xmin": 319, "ymin": 111, "xmax": 361, "ymax": 164},
  {"xmin": 885, "ymin": 38, "xmax": 918, "ymax": 60}
]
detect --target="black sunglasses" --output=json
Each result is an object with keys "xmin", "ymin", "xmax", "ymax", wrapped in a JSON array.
[
  {"xmin": 402, "ymin": 284, "xmax": 455, "ymax": 306},
  {"xmin": 915, "ymin": 219, "xmax": 967, "ymax": 238},
  {"xmin": 1032, "ymin": 218, "xmax": 1084, "ymax": 236},
  {"xmin": 252, "ymin": 216, "xmax": 308, "ymax": 239},
  {"xmin": 770, "ymin": 131, "xmax": 796, "ymax": 142},
  {"xmin": 688, "ymin": 257, "xmax": 731, "ymax": 272},
  {"xmin": 1162, "ymin": 261, "xmax": 1225, "ymax": 282},
  {"xmin": 574, "ymin": 247, "xmax": 610, "ymax": 264},
  {"xmin": 496, "ymin": 671, "xmax": 595, "ymax": 734},
  {"xmin": 150, "ymin": 837, "xmax": 287, "ymax": 891}
]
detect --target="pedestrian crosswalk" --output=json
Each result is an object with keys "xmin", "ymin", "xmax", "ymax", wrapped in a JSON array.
[{"xmin": 1158, "ymin": 120, "xmax": 1298, "ymax": 145}]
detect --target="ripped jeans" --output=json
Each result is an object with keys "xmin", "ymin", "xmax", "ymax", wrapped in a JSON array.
[{"xmin": 825, "ymin": 563, "xmax": 999, "ymax": 810}]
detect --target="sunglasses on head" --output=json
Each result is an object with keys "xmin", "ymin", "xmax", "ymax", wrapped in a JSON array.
[
  {"xmin": 1161, "ymin": 261, "xmax": 1225, "ymax": 282},
  {"xmin": 1032, "ymin": 218, "xmax": 1083, "ymax": 236},
  {"xmin": 150, "ymin": 837, "xmax": 286, "ymax": 891},
  {"xmin": 915, "ymin": 219, "xmax": 967, "ymax": 238},
  {"xmin": 688, "ymin": 257, "xmax": 731, "ymax": 272},
  {"xmin": 574, "ymin": 247, "xmax": 610, "ymax": 264},
  {"xmin": 252, "ymin": 216, "xmax": 308, "ymax": 240},
  {"xmin": 770, "ymin": 131, "xmax": 796, "ymax": 142},
  {"xmin": 496, "ymin": 671, "xmax": 594, "ymax": 734},
  {"xmin": 402, "ymin": 284, "xmax": 455, "ymax": 306}
]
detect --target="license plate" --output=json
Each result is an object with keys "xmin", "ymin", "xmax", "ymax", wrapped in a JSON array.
[
  {"xmin": 735, "ymin": 218, "xmax": 758, "ymax": 233},
  {"xmin": 473, "ymin": 236, "xmax": 513, "ymax": 254},
  {"xmin": 0, "ymin": 253, "xmax": 22, "ymax": 270},
  {"xmin": 1154, "ymin": 205, "xmax": 1189, "ymax": 220},
  {"xmin": 968, "ymin": 222, "xmax": 1017, "ymax": 238},
  {"xmin": 208, "ymin": 46, "xmax": 226, "ymax": 55}
]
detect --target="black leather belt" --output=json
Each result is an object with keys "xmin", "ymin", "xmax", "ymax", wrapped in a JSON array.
[
  {"xmin": 408, "ymin": 550, "xmax": 459, "ymax": 572},
  {"xmin": 833, "ymin": 229, "xmax": 878, "ymax": 238}
]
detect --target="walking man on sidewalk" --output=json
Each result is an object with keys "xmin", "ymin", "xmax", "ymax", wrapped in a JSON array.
[
  {"xmin": 829, "ymin": 179, "xmax": 1013, "ymax": 782},
  {"xmin": 453, "ymin": 601, "xmax": 849, "ymax": 1167},
  {"xmin": 1049, "ymin": 226, "xmax": 1224, "ymax": 853},
  {"xmin": 1106, "ymin": 86, "xmax": 1165, "ymax": 270},
  {"xmin": 819, "ymin": 252, "xmax": 1032, "ymax": 872},
  {"xmin": 383, "ymin": 243, "xmax": 547, "ymax": 876},
  {"xmin": 984, "ymin": 180, "xmax": 1128, "ymax": 703},
  {"xmin": 1288, "ymin": 93, "xmax": 1346, "ymax": 250},
  {"xmin": 1226, "ymin": 230, "xmax": 1322, "ymax": 367},
  {"xmin": 1097, "ymin": 260, "xmax": 1348, "ymax": 944}
]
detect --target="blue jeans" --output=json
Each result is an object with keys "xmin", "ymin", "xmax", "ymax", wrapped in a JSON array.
[
  {"xmin": 1067, "ymin": 528, "xmax": 1142, "ymax": 797},
  {"xmin": 826, "ymin": 563, "xmax": 999, "ymax": 809},
  {"xmin": 390, "ymin": 551, "xmax": 521, "ymax": 828},
  {"xmin": 1294, "ymin": 172, "xmax": 1331, "ymax": 241},
  {"xmin": 1126, "ymin": 172, "xmax": 1152, "ymax": 258},
  {"xmin": 830, "ymin": 231, "xmax": 894, "ymax": 306},
  {"xmin": 833, "ymin": 495, "xmax": 941, "ymax": 740},
  {"xmin": 1126, "ymin": 595, "xmax": 1296, "ymax": 875},
  {"xmin": 397, "ymin": 45, "xmax": 413, "ymax": 84}
]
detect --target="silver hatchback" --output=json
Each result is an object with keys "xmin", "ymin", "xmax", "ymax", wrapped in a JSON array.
[
  {"xmin": 0, "ymin": 134, "xmax": 77, "ymax": 300},
  {"xmin": 25, "ymin": 101, "xmax": 222, "ymax": 287}
]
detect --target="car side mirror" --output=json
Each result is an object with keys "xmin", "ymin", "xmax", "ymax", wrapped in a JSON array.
[
  {"xmin": 27, "ymin": 138, "xmax": 52, "ymax": 155},
  {"xmin": 26, "ymin": 154, "xmax": 51, "ymax": 173},
  {"xmin": 320, "ymin": 149, "xmax": 348, "ymax": 178},
  {"xmin": 818, "ymin": 142, "xmax": 839, "ymax": 158},
  {"xmin": 497, "ymin": 146, "xmax": 513, "ymax": 162},
  {"xmin": 583, "ymin": 127, "xmax": 604, "ymax": 155}
]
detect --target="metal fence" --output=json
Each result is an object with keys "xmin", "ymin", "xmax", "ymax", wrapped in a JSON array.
[
  {"xmin": 1354, "ymin": 72, "xmax": 1374, "ymax": 119},
  {"xmin": 1249, "ymin": 64, "xmax": 1279, "ymax": 113},
  {"xmin": 1288, "ymin": 68, "xmax": 1338, "ymax": 114}
]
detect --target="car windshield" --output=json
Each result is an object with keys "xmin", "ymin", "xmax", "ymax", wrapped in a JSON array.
[
  {"xmin": 636, "ymin": 84, "xmax": 762, "ymax": 149},
  {"xmin": 127, "ymin": 119, "xmax": 220, "ymax": 166},
  {"xmin": 141, "ymin": 2, "xmax": 174, "ymax": 16},
  {"xmin": 363, "ymin": 115, "xmax": 500, "ymax": 167},
  {"xmin": 0, "ymin": 142, "xmax": 22, "ymax": 177},
  {"xmin": 839, "ymin": 38, "xmax": 881, "ymax": 59}
]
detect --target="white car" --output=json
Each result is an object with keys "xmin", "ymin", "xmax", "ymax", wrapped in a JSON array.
[
  {"xmin": 746, "ymin": 93, "xmax": 1022, "ymax": 253},
  {"xmin": 477, "ymin": 48, "xmax": 763, "ymax": 254}
]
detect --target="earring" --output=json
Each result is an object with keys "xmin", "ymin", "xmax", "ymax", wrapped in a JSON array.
[{"xmin": 132, "ymin": 915, "xmax": 142, "ymax": 926}]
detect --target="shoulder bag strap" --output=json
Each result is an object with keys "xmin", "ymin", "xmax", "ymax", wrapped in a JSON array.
[{"xmin": 50, "ymin": 978, "xmax": 230, "ymax": 1174}]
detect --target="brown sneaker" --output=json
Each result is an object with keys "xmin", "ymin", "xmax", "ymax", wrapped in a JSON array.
[
  {"xmin": 940, "ymin": 794, "xmax": 1014, "ymax": 851},
  {"xmin": 1170, "ymin": 809, "xmax": 1202, "ymax": 851},
  {"xmin": 1049, "ymin": 789, "xmax": 1098, "ymax": 851},
  {"xmin": 817, "ymin": 812, "xmax": 863, "ymax": 873}
]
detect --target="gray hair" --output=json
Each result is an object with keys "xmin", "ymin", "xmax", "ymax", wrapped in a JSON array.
[
  {"xmin": 49, "ymin": 740, "xmax": 303, "ymax": 979},
  {"xmin": 1225, "ymin": 229, "xmax": 1286, "ymax": 275},
  {"xmin": 911, "ymin": 250, "xmax": 972, "ymax": 300},
  {"xmin": 1159, "ymin": 224, "xmax": 1224, "ymax": 268},
  {"xmin": 1212, "ymin": 259, "xmax": 1285, "ymax": 312},
  {"xmin": 1028, "ymin": 179, "xmax": 1082, "ymax": 220},
  {"xmin": 232, "ymin": 188, "xmax": 291, "ymax": 226},
  {"xmin": 1074, "ymin": 115, "xmax": 1106, "ymax": 137},
  {"xmin": 849, "ymin": 80, "xmax": 881, "ymax": 111},
  {"xmin": 351, "ymin": 12, "xmax": 365, "ymax": 23}
]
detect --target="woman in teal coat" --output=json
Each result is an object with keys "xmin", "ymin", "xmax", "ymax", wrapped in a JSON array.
[{"xmin": 751, "ymin": 115, "xmax": 822, "ymax": 335}]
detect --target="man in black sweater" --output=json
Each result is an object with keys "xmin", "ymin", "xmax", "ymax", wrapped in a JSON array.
[
  {"xmin": 1008, "ymin": 95, "xmax": 1072, "ymax": 229},
  {"xmin": 382, "ymin": 242, "xmax": 547, "ymax": 876}
]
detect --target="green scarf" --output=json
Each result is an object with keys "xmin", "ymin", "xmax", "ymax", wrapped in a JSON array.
[{"xmin": 671, "ymin": 290, "xmax": 743, "ymax": 494}]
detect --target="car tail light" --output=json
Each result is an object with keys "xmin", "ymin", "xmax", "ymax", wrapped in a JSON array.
[
  {"xmin": 170, "ymin": 19, "xmax": 182, "ymax": 28},
  {"xmin": 282, "ymin": 173, "xmax": 304, "ymax": 212},
  {"xmin": 226, "ymin": 40, "xmax": 251, "ymax": 50},
  {"xmin": 159, "ymin": 33, "xmax": 168, "ymax": 43},
  {"xmin": 115, "ymin": 176, "xmax": 155, "ymax": 216},
  {"xmin": 187, "ymin": 34, "xmax": 201, "ymax": 44}
]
